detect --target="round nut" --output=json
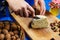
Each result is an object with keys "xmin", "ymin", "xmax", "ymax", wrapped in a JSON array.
[
  {"xmin": 0, "ymin": 34, "xmax": 5, "ymax": 40},
  {"xmin": 2, "ymin": 29, "xmax": 8, "ymax": 34},
  {"xmin": 0, "ymin": 22, "xmax": 4, "ymax": 28},
  {"xmin": 17, "ymin": 38, "xmax": 20, "ymax": 40},
  {"xmin": 9, "ymin": 31, "xmax": 14, "ymax": 36},
  {"xmin": 13, "ymin": 30, "xmax": 18, "ymax": 34},
  {"xmin": 4, "ymin": 21, "xmax": 10, "ymax": 24},
  {"xmin": 5, "ymin": 33, "xmax": 11, "ymax": 39},
  {"xmin": 11, "ymin": 36, "xmax": 16, "ymax": 40},
  {"xmin": 50, "ymin": 38, "xmax": 55, "ymax": 40},
  {"xmin": 11, "ymin": 22, "xmax": 17, "ymax": 30},
  {"xmin": 17, "ymin": 25, "xmax": 21, "ymax": 30},
  {"xmin": 58, "ymin": 21, "xmax": 60, "ymax": 25},
  {"xmin": 4, "ymin": 24, "xmax": 10, "ymax": 30},
  {"xmin": 15, "ymin": 34, "xmax": 19, "ymax": 38},
  {"xmin": 6, "ymin": 38, "xmax": 11, "ymax": 40},
  {"xmin": 0, "ymin": 29, "xmax": 2, "ymax": 33}
]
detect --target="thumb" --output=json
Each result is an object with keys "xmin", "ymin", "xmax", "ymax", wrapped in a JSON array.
[{"xmin": 34, "ymin": 0, "xmax": 38, "ymax": 7}]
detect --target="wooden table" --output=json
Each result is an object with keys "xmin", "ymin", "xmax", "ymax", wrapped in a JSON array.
[{"xmin": 11, "ymin": 11, "xmax": 60, "ymax": 40}]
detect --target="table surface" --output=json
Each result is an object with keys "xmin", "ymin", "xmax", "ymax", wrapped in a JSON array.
[{"xmin": 11, "ymin": 12, "xmax": 60, "ymax": 40}]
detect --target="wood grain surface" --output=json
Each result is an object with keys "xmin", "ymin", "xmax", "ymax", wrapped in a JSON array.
[{"xmin": 11, "ymin": 12, "xmax": 60, "ymax": 40}]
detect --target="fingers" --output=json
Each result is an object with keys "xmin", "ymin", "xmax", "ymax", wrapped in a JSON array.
[
  {"xmin": 13, "ymin": 7, "xmax": 23, "ymax": 16},
  {"xmin": 49, "ymin": 2, "xmax": 59, "ymax": 8},
  {"xmin": 27, "ymin": 3, "xmax": 35, "ymax": 17},
  {"xmin": 38, "ymin": 1, "xmax": 43, "ymax": 15},
  {"xmin": 24, "ymin": 8, "xmax": 29, "ymax": 17},
  {"xmin": 14, "ymin": 7, "xmax": 33, "ymax": 17},
  {"xmin": 38, "ymin": 0, "xmax": 46, "ymax": 15},
  {"xmin": 42, "ymin": 7, "xmax": 46, "ymax": 15},
  {"xmin": 34, "ymin": 0, "xmax": 38, "ymax": 7},
  {"xmin": 41, "ymin": 4, "xmax": 46, "ymax": 15},
  {"xmin": 49, "ymin": 2, "xmax": 55, "ymax": 8},
  {"xmin": 14, "ymin": 9, "xmax": 20, "ymax": 15},
  {"xmin": 19, "ymin": 9, "xmax": 23, "ymax": 17},
  {"xmin": 14, "ymin": 2, "xmax": 35, "ymax": 17}
]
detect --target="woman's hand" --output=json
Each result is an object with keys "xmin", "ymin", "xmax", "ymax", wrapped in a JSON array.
[
  {"xmin": 49, "ymin": 2, "xmax": 59, "ymax": 8},
  {"xmin": 34, "ymin": 0, "xmax": 46, "ymax": 15},
  {"xmin": 7, "ymin": 0, "xmax": 35, "ymax": 17}
]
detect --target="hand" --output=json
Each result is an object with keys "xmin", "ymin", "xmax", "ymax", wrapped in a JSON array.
[
  {"xmin": 7, "ymin": 0, "xmax": 35, "ymax": 17},
  {"xmin": 49, "ymin": 2, "xmax": 59, "ymax": 9},
  {"xmin": 34, "ymin": 0, "xmax": 46, "ymax": 15}
]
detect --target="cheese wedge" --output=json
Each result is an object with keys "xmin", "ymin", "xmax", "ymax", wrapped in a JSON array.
[{"xmin": 31, "ymin": 15, "xmax": 49, "ymax": 28}]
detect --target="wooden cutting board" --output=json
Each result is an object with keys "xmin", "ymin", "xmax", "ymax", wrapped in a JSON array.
[{"xmin": 11, "ymin": 12, "xmax": 60, "ymax": 40}]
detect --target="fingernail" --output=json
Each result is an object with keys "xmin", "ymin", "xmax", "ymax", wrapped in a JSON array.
[{"xmin": 34, "ymin": 15, "xmax": 35, "ymax": 17}]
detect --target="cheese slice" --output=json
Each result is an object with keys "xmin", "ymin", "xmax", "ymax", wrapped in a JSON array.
[{"xmin": 31, "ymin": 15, "xmax": 49, "ymax": 28}]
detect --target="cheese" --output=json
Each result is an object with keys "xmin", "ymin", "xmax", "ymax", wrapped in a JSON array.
[{"xmin": 31, "ymin": 15, "xmax": 49, "ymax": 28}]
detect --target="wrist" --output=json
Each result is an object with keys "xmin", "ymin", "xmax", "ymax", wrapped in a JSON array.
[
  {"xmin": 6, "ymin": 0, "xmax": 25, "ymax": 2},
  {"xmin": 6, "ymin": 0, "xmax": 25, "ymax": 3}
]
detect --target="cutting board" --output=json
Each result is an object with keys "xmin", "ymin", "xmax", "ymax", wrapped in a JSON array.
[{"xmin": 11, "ymin": 11, "xmax": 60, "ymax": 40}]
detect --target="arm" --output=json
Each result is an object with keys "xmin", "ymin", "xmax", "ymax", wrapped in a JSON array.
[
  {"xmin": 6, "ymin": 0, "xmax": 35, "ymax": 17},
  {"xmin": 34, "ymin": 0, "xmax": 46, "ymax": 15}
]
